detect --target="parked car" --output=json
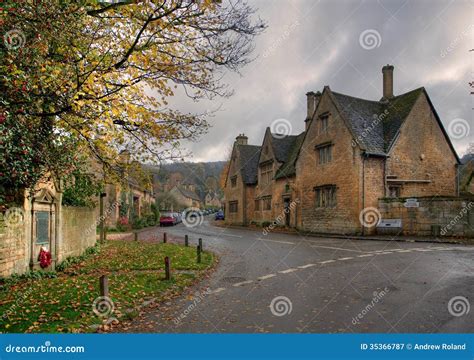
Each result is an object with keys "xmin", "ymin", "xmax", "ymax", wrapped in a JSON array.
[
  {"xmin": 173, "ymin": 212, "xmax": 182, "ymax": 224},
  {"xmin": 160, "ymin": 212, "xmax": 177, "ymax": 226},
  {"xmin": 215, "ymin": 210, "xmax": 224, "ymax": 220}
]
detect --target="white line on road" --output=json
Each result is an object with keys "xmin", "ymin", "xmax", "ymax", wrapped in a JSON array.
[
  {"xmin": 209, "ymin": 287, "xmax": 226, "ymax": 294},
  {"xmin": 338, "ymin": 257, "xmax": 354, "ymax": 261},
  {"xmin": 319, "ymin": 260, "xmax": 336, "ymax": 264},
  {"xmin": 258, "ymin": 238, "xmax": 295, "ymax": 245},
  {"xmin": 233, "ymin": 280, "xmax": 254, "ymax": 287},
  {"xmin": 279, "ymin": 268, "xmax": 298, "ymax": 274},
  {"xmin": 377, "ymin": 252, "xmax": 393, "ymax": 255},
  {"xmin": 311, "ymin": 245, "xmax": 363, "ymax": 253},
  {"xmin": 258, "ymin": 274, "xmax": 276, "ymax": 280},
  {"xmin": 357, "ymin": 254, "xmax": 375, "ymax": 257},
  {"xmin": 298, "ymin": 264, "xmax": 317, "ymax": 269},
  {"xmin": 396, "ymin": 250, "xmax": 412, "ymax": 253}
]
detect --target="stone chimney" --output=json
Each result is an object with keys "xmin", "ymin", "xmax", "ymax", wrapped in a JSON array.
[
  {"xmin": 305, "ymin": 91, "xmax": 321, "ymax": 130},
  {"xmin": 382, "ymin": 64, "xmax": 394, "ymax": 99},
  {"xmin": 235, "ymin": 134, "xmax": 248, "ymax": 145}
]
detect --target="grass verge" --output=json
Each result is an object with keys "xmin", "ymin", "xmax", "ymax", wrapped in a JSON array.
[{"xmin": 0, "ymin": 240, "xmax": 214, "ymax": 333}]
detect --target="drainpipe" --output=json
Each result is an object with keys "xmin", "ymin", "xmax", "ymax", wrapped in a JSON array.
[
  {"xmin": 29, "ymin": 197, "xmax": 35, "ymax": 270},
  {"xmin": 361, "ymin": 155, "xmax": 366, "ymax": 236}
]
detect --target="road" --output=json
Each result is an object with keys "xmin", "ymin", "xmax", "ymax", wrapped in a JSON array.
[{"xmin": 118, "ymin": 217, "xmax": 474, "ymax": 333}]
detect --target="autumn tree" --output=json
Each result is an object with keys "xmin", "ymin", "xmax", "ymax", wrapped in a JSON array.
[{"xmin": 0, "ymin": 0, "xmax": 265, "ymax": 203}]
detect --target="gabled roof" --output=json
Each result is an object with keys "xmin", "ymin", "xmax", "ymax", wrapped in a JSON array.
[
  {"xmin": 237, "ymin": 144, "xmax": 261, "ymax": 185},
  {"xmin": 176, "ymin": 186, "xmax": 201, "ymax": 202},
  {"xmin": 275, "ymin": 132, "xmax": 305, "ymax": 179},
  {"xmin": 271, "ymin": 133, "xmax": 300, "ymax": 163},
  {"xmin": 331, "ymin": 87, "xmax": 424, "ymax": 155}
]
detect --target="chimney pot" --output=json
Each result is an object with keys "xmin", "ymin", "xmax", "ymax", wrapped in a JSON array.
[
  {"xmin": 305, "ymin": 91, "xmax": 322, "ymax": 131},
  {"xmin": 382, "ymin": 64, "xmax": 394, "ymax": 99}
]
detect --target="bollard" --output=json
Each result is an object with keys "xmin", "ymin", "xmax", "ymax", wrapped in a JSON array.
[
  {"xmin": 185, "ymin": 234, "xmax": 189, "ymax": 247},
  {"xmin": 164, "ymin": 256, "xmax": 171, "ymax": 280},
  {"xmin": 99, "ymin": 275, "xmax": 109, "ymax": 297},
  {"xmin": 197, "ymin": 244, "xmax": 202, "ymax": 263},
  {"xmin": 198, "ymin": 238, "xmax": 203, "ymax": 251},
  {"xmin": 163, "ymin": 232, "xmax": 167, "ymax": 243},
  {"xmin": 134, "ymin": 231, "xmax": 138, "ymax": 241}
]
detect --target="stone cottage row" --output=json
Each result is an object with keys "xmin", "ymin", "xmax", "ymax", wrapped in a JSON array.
[{"xmin": 223, "ymin": 65, "xmax": 465, "ymax": 236}]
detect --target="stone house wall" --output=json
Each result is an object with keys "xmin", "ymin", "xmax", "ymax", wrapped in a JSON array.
[
  {"xmin": 385, "ymin": 93, "xmax": 457, "ymax": 197},
  {"xmin": 224, "ymin": 147, "xmax": 246, "ymax": 225},
  {"xmin": 296, "ymin": 92, "xmax": 364, "ymax": 234}
]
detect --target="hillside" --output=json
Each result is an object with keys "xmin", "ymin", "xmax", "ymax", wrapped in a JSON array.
[{"xmin": 146, "ymin": 161, "xmax": 227, "ymax": 200}]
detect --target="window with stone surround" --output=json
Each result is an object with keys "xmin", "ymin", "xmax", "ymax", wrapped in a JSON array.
[
  {"xmin": 388, "ymin": 186, "xmax": 401, "ymax": 198},
  {"xmin": 319, "ymin": 114, "xmax": 329, "ymax": 134},
  {"xmin": 316, "ymin": 142, "xmax": 333, "ymax": 165},
  {"xmin": 314, "ymin": 185, "xmax": 337, "ymax": 208},
  {"xmin": 255, "ymin": 199, "xmax": 260, "ymax": 211},
  {"xmin": 229, "ymin": 201, "xmax": 238, "ymax": 213},
  {"xmin": 260, "ymin": 162, "xmax": 273, "ymax": 185},
  {"xmin": 262, "ymin": 196, "xmax": 272, "ymax": 211},
  {"xmin": 231, "ymin": 176, "xmax": 237, "ymax": 188}
]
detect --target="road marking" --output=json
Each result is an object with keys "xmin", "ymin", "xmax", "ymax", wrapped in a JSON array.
[
  {"xmin": 414, "ymin": 249, "xmax": 432, "ymax": 252},
  {"xmin": 311, "ymin": 245, "xmax": 362, "ymax": 253},
  {"xmin": 377, "ymin": 252, "xmax": 392, "ymax": 255},
  {"xmin": 210, "ymin": 287, "xmax": 226, "ymax": 294},
  {"xmin": 279, "ymin": 268, "xmax": 298, "ymax": 274},
  {"xmin": 357, "ymin": 254, "xmax": 374, "ymax": 257},
  {"xmin": 338, "ymin": 257, "xmax": 353, "ymax": 261},
  {"xmin": 258, "ymin": 274, "xmax": 276, "ymax": 280},
  {"xmin": 298, "ymin": 264, "xmax": 317, "ymax": 269},
  {"xmin": 319, "ymin": 260, "xmax": 336, "ymax": 264},
  {"xmin": 233, "ymin": 280, "xmax": 254, "ymax": 287},
  {"xmin": 396, "ymin": 250, "xmax": 412, "ymax": 253},
  {"xmin": 258, "ymin": 238, "xmax": 295, "ymax": 245}
]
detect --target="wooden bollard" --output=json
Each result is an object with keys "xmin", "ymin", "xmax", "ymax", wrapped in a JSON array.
[
  {"xmin": 198, "ymin": 238, "xmax": 203, "ymax": 251},
  {"xmin": 197, "ymin": 244, "xmax": 201, "ymax": 263},
  {"xmin": 99, "ymin": 275, "xmax": 109, "ymax": 297},
  {"xmin": 163, "ymin": 232, "xmax": 167, "ymax": 243},
  {"xmin": 164, "ymin": 256, "xmax": 171, "ymax": 280},
  {"xmin": 134, "ymin": 231, "xmax": 138, "ymax": 241},
  {"xmin": 185, "ymin": 234, "xmax": 189, "ymax": 247}
]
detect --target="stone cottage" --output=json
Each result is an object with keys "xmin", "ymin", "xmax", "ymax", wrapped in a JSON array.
[{"xmin": 224, "ymin": 65, "xmax": 468, "ymax": 236}]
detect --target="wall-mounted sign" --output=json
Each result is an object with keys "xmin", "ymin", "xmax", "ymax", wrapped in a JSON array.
[{"xmin": 404, "ymin": 198, "xmax": 419, "ymax": 208}]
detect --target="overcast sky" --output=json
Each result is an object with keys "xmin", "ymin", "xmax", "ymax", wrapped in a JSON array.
[{"xmin": 171, "ymin": 0, "xmax": 473, "ymax": 162}]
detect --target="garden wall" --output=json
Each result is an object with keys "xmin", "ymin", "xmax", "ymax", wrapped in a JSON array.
[{"xmin": 378, "ymin": 197, "xmax": 474, "ymax": 237}]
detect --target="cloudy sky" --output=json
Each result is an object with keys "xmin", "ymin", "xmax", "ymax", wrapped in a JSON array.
[{"xmin": 173, "ymin": 0, "xmax": 473, "ymax": 162}]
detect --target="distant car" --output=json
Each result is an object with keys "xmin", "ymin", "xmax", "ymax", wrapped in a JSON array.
[
  {"xmin": 160, "ymin": 212, "xmax": 177, "ymax": 226},
  {"xmin": 215, "ymin": 210, "xmax": 224, "ymax": 220}
]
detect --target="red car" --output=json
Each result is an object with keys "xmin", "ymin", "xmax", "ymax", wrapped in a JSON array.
[{"xmin": 159, "ymin": 212, "xmax": 177, "ymax": 226}]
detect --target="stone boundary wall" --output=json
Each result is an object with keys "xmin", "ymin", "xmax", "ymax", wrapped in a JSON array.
[{"xmin": 378, "ymin": 197, "xmax": 474, "ymax": 237}]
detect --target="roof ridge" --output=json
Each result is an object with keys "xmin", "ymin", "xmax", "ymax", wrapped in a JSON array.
[{"xmin": 332, "ymin": 87, "xmax": 424, "ymax": 105}]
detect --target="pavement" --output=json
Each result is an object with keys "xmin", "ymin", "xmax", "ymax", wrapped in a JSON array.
[{"xmin": 114, "ymin": 217, "xmax": 474, "ymax": 333}]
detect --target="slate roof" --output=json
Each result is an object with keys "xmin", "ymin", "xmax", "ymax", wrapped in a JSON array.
[
  {"xmin": 332, "ymin": 87, "xmax": 424, "ymax": 155},
  {"xmin": 271, "ymin": 134, "xmax": 300, "ymax": 163},
  {"xmin": 176, "ymin": 186, "xmax": 201, "ymax": 202},
  {"xmin": 237, "ymin": 144, "xmax": 261, "ymax": 185},
  {"xmin": 274, "ymin": 132, "xmax": 305, "ymax": 179}
]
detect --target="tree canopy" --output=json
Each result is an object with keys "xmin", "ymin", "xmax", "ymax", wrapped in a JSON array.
[{"xmin": 0, "ymin": 0, "xmax": 264, "ymax": 203}]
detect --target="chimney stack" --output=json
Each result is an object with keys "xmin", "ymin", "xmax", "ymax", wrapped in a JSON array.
[
  {"xmin": 235, "ymin": 134, "xmax": 248, "ymax": 145},
  {"xmin": 305, "ymin": 91, "xmax": 321, "ymax": 130},
  {"xmin": 382, "ymin": 64, "xmax": 394, "ymax": 99}
]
